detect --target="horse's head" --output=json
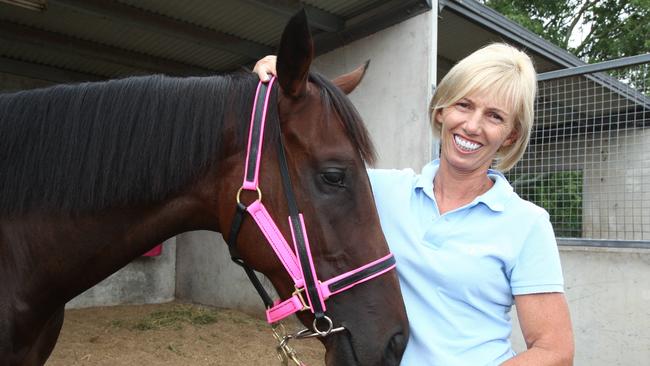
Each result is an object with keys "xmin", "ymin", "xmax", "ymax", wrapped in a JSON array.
[{"xmin": 219, "ymin": 11, "xmax": 408, "ymax": 365}]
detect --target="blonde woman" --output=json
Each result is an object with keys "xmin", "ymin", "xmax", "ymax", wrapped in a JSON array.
[{"xmin": 254, "ymin": 43, "xmax": 574, "ymax": 365}]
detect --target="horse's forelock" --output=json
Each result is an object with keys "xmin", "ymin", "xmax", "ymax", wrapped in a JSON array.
[{"xmin": 309, "ymin": 72, "xmax": 377, "ymax": 166}]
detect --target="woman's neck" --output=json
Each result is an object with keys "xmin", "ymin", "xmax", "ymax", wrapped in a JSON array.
[{"xmin": 433, "ymin": 161, "xmax": 494, "ymax": 215}]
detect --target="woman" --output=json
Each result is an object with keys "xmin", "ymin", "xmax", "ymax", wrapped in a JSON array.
[{"xmin": 254, "ymin": 43, "xmax": 574, "ymax": 365}]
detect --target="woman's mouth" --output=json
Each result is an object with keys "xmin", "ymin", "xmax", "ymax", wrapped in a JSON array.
[{"xmin": 453, "ymin": 134, "xmax": 482, "ymax": 152}]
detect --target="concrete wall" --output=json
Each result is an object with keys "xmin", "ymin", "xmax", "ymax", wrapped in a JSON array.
[
  {"xmin": 510, "ymin": 246, "xmax": 650, "ymax": 365},
  {"xmin": 67, "ymin": 238, "xmax": 177, "ymax": 309},
  {"xmin": 312, "ymin": 10, "xmax": 435, "ymax": 170},
  {"xmin": 174, "ymin": 231, "xmax": 276, "ymax": 315},
  {"xmin": 174, "ymin": 10, "xmax": 437, "ymax": 312}
]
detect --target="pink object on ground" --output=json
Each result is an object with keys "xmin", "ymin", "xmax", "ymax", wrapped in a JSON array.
[{"xmin": 143, "ymin": 244, "xmax": 162, "ymax": 257}]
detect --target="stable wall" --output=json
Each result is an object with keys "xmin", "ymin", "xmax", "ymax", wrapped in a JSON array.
[
  {"xmin": 312, "ymin": 11, "xmax": 435, "ymax": 170},
  {"xmin": 582, "ymin": 129, "xmax": 650, "ymax": 240},
  {"xmin": 66, "ymin": 238, "xmax": 177, "ymax": 309}
]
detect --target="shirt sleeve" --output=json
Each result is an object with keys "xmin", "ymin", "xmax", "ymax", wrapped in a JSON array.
[
  {"xmin": 367, "ymin": 167, "xmax": 417, "ymax": 201},
  {"xmin": 510, "ymin": 212, "xmax": 565, "ymax": 295}
]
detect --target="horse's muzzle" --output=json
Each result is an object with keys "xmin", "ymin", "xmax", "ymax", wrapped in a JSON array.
[
  {"xmin": 383, "ymin": 331, "xmax": 408, "ymax": 366},
  {"xmin": 325, "ymin": 327, "xmax": 408, "ymax": 366}
]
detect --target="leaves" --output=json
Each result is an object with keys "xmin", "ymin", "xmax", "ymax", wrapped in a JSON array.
[{"xmin": 481, "ymin": 0, "xmax": 650, "ymax": 62}]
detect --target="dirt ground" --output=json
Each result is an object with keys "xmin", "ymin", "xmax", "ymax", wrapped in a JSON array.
[{"xmin": 46, "ymin": 302, "xmax": 325, "ymax": 366}]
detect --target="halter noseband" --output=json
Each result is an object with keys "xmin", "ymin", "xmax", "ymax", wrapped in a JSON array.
[{"xmin": 226, "ymin": 77, "xmax": 397, "ymax": 342}]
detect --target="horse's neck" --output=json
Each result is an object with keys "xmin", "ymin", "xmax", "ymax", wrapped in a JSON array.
[{"xmin": 6, "ymin": 193, "xmax": 210, "ymax": 308}]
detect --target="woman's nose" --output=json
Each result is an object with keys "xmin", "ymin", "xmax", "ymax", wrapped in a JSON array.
[{"xmin": 463, "ymin": 111, "xmax": 482, "ymax": 135}]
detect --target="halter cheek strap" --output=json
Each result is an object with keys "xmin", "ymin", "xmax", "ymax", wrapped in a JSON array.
[{"xmin": 227, "ymin": 77, "xmax": 397, "ymax": 331}]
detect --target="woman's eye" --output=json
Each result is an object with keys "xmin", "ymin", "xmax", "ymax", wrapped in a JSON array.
[
  {"xmin": 489, "ymin": 112, "xmax": 503, "ymax": 121},
  {"xmin": 320, "ymin": 169, "xmax": 346, "ymax": 186}
]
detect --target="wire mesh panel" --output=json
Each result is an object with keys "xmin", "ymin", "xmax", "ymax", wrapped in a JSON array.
[{"xmin": 506, "ymin": 59, "xmax": 650, "ymax": 243}]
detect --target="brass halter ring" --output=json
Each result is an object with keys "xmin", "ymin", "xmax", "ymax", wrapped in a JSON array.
[{"xmin": 236, "ymin": 186, "xmax": 262, "ymax": 205}]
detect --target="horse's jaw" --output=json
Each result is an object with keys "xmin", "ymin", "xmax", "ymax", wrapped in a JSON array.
[
  {"xmin": 324, "ymin": 332, "xmax": 360, "ymax": 366},
  {"xmin": 323, "ymin": 330, "xmax": 405, "ymax": 366}
]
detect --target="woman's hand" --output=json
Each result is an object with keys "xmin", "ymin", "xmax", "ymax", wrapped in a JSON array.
[
  {"xmin": 501, "ymin": 293, "xmax": 574, "ymax": 365},
  {"xmin": 253, "ymin": 55, "xmax": 277, "ymax": 82}
]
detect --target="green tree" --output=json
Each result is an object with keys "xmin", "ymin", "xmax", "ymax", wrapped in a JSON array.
[{"xmin": 481, "ymin": 0, "xmax": 650, "ymax": 62}]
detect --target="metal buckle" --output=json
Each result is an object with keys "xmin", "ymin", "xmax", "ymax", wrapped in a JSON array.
[
  {"xmin": 292, "ymin": 287, "xmax": 311, "ymax": 311},
  {"xmin": 271, "ymin": 323, "xmax": 303, "ymax": 366},
  {"xmin": 270, "ymin": 320, "xmax": 347, "ymax": 364}
]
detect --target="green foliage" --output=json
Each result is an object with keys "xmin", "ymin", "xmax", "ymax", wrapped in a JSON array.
[
  {"xmin": 507, "ymin": 171, "xmax": 583, "ymax": 237},
  {"xmin": 481, "ymin": 0, "xmax": 650, "ymax": 62}
]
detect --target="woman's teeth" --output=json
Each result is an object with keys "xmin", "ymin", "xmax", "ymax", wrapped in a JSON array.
[{"xmin": 454, "ymin": 135, "xmax": 481, "ymax": 151}]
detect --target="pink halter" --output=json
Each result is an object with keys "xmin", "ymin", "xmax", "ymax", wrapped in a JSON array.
[{"xmin": 227, "ymin": 77, "xmax": 396, "ymax": 336}]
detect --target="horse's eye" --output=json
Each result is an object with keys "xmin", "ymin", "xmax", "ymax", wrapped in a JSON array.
[{"xmin": 320, "ymin": 169, "xmax": 346, "ymax": 187}]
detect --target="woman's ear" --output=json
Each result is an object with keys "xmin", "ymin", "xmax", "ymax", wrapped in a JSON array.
[
  {"xmin": 433, "ymin": 109, "xmax": 444, "ymax": 125},
  {"xmin": 502, "ymin": 128, "xmax": 519, "ymax": 147}
]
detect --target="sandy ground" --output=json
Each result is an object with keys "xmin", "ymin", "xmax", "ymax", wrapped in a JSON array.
[{"xmin": 46, "ymin": 302, "xmax": 325, "ymax": 366}]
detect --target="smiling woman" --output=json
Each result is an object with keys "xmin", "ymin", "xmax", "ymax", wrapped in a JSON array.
[
  {"xmin": 435, "ymin": 92, "xmax": 519, "ymax": 183},
  {"xmin": 430, "ymin": 43, "xmax": 537, "ymax": 173}
]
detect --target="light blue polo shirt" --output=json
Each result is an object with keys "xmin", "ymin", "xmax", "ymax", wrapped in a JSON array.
[{"xmin": 368, "ymin": 160, "xmax": 564, "ymax": 366}]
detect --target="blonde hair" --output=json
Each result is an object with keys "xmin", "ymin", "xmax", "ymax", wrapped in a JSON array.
[{"xmin": 430, "ymin": 43, "xmax": 537, "ymax": 172}]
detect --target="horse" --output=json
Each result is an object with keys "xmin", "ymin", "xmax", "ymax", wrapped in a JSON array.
[{"xmin": 0, "ymin": 10, "xmax": 408, "ymax": 366}]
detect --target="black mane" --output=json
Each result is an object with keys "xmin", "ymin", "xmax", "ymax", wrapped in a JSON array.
[{"xmin": 0, "ymin": 72, "xmax": 374, "ymax": 215}]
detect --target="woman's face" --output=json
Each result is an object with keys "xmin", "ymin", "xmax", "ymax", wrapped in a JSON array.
[{"xmin": 435, "ymin": 91, "xmax": 518, "ymax": 174}]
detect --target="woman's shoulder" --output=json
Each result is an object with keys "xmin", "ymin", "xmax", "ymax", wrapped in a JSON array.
[
  {"xmin": 367, "ymin": 167, "xmax": 419, "ymax": 199},
  {"xmin": 367, "ymin": 167, "xmax": 417, "ymax": 183},
  {"xmin": 506, "ymin": 190, "xmax": 551, "ymax": 222}
]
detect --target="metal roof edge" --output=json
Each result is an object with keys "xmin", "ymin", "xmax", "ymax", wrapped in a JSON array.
[
  {"xmin": 314, "ymin": 0, "xmax": 432, "ymax": 56},
  {"xmin": 438, "ymin": 0, "xmax": 586, "ymax": 69}
]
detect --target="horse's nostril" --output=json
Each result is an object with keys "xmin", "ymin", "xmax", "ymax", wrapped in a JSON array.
[{"xmin": 383, "ymin": 332, "xmax": 408, "ymax": 366}]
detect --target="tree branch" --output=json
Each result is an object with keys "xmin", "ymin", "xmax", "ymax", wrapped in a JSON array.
[{"xmin": 563, "ymin": 0, "xmax": 598, "ymax": 48}]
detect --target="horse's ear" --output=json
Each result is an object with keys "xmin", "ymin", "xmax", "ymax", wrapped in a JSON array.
[
  {"xmin": 332, "ymin": 60, "xmax": 370, "ymax": 95},
  {"xmin": 277, "ymin": 9, "xmax": 313, "ymax": 98}
]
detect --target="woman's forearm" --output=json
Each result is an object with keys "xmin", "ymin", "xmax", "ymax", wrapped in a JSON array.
[{"xmin": 501, "ymin": 345, "xmax": 574, "ymax": 366}]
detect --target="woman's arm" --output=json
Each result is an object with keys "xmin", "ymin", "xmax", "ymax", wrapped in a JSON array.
[{"xmin": 502, "ymin": 292, "xmax": 574, "ymax": 365}]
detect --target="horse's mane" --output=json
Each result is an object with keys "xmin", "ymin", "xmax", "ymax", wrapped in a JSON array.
[{"xmin": 0, "ymin": 71, "xmax": 374, "ymax": 215}]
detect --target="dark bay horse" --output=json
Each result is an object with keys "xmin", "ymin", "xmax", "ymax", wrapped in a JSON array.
[{"xmin": 0, "ymin": 11, "xmax": 407, "ymax": 366}]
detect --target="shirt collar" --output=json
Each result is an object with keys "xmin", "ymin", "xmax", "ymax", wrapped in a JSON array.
[
  {"xmin": 414, "ymin": 159, "xmax": 513, "ymax": 212},
  {"xmin": 414, "ymin": 160, "xmax": 438, "ymax": 201}
]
